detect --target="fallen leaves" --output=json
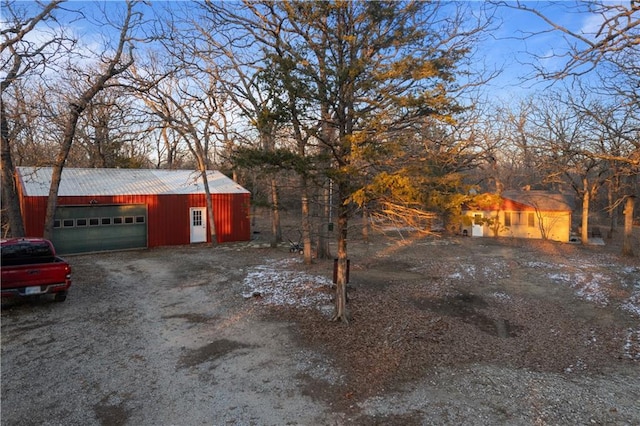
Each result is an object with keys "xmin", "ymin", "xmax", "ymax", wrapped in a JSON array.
[{"xmin": 244, "ymin": 234, "xmax": 640, "ymax": 400}]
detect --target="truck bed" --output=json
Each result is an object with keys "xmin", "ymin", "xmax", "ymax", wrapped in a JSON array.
[{"xmin": 1, "ymin": 257, "xmax": 71, "ymax": 299}]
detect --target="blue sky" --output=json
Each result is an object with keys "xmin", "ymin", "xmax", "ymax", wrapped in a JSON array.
[
  {"xmin": 4, "ymin": 1, "xmax": 615, "ymax": 102},
  {"xmin": 478, "ymin": 1, "xmax": 618, "ymax": 100}
]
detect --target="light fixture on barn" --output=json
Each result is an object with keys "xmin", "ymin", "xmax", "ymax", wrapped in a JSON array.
[{"xmin": 89, "ymin": 199, "xmax": 98, "ymax": 204}]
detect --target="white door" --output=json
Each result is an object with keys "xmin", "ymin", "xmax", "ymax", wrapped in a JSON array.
[
  {"xmin": 189, "ymin": 207, "xmax": 207, "ymax": 243},
  {"xmin": 472, "ymin": 213, "xmax": 483, "ymax": 237}
]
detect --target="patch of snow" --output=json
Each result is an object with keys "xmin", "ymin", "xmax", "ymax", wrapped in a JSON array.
[
  {"xmin": 491, "ymin": 292, "xmax": 512, "ymax": 301},
  {"xmin": 623, "ymin": 328, "xmax": 640, "ymax": 360},
  {"xmin": 241, "ymin": 258, "xmax": 332, "ymax": 309},
  {"xmin": 621, "ymin": 290, "xmax": 640, "ymax": 317},
  {"xmin": 381, "ymin": 226, "xmax": 419, "ymax": 232},
  {"xmin": 447, "ymin": 261, "xmax": 510, "ymax": 281},
  {"xmin": 447, "ymin": 263, "xmax": 472, "ymax": 279},
  {"xmin": 548, "ymin": 272, "xmax": 571, "ymax": 283},
  {"xmin": 549, "ymin": 272, "xmax": 610, "ymax": 306},
  {"xmin": 574, "ymin": 287, "xmax": 608, "ymax": 305},
  {"xmin": 573, "ymin": 273, "xmax": 610, "ymax": 306},
  {"xmin": 542, "ymin": 257, "xmax": 640, "ymax": 316},
  {"xmin": 416, "ymin": 240, "xmax": 457, "ymax": 246},
  {"xmin": 526, "ymin": 261, "xmax": 562, "ymax": 269}
]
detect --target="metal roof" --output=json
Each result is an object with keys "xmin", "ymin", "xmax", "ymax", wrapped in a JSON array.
[{"xmin": 16, "ymin": 167, "xmax": 250, "ymax": 197}]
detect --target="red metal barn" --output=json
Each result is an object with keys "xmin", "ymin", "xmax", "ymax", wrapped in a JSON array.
[{"xmin": 15, "ymin": 167, "xmax": 251, "ymax": 254}]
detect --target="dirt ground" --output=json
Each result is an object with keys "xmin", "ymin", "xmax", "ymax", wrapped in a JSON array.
[{"xmin": 2, "ymin": 212, "xmax": 639, "ymax": 425}]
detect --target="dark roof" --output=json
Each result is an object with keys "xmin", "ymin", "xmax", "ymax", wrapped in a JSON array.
[{"xmin": 501, "ymin": 190, "xmax": 574, "ymax": 211}]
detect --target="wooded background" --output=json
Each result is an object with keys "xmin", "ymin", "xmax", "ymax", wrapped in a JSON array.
[{"xmin": 2, "ymin": 1, "xmax": 638, "ymax": 320}]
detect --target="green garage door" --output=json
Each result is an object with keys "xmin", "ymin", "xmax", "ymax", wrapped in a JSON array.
[{"xmin": 52, "ymin": 204, "xmax": 147, "ymax": 254}]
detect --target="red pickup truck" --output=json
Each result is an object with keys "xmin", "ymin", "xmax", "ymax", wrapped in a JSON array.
[{"xmin": 1, "ymin": 238, "xmax": 72, "ymax": 302}]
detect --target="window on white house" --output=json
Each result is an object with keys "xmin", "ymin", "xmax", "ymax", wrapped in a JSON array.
[{"xmin": 504, "ymin": 212, "xmax": 511, "ymax": 227}]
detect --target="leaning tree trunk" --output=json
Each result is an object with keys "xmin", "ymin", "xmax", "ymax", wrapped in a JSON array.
[
  {"xmin": 43, "ymin": 106, "xmax": 82, "ymax": 240},
  {"xmin": 622, "ymin": 196, "xmax": 635, "ymax": 257},
  {"xmin": 331, "ymin": 198, "xmax": 350, "ymax": 323},
  {"xmin": 0, "ymin": 104, "xmax": 25, "ymax": 237},
  {"xmin": 581, "ymin": 178, "xmax": 590, "ymax": 245}
]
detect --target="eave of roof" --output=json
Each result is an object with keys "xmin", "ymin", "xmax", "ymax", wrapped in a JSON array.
[{"xmin": 462, "ymin": 190, "xmax": 574, "ymax": 212}]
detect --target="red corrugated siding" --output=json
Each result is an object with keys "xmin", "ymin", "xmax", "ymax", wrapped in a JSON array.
[
  {"xmin": 150, "ymin": 194, "xmax": 190, "ymax": 246},
  {"xmin": 19, "ymin": 195, "xmax": 47, "ymax": 237},
  {"xmin": 19, "ymin": 191, "xmax": 251, "ymax": 247},
  {"xmin": 212, "ymin": 193, "xmax": 251, "ymax": 243}
]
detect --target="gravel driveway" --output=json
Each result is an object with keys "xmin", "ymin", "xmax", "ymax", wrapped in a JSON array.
[
  {"xmin": 2, "ymin": 230, "xmax": 639, "ymax": 425},
  {"xmin": 1, "ymin": 245, "xmax": 337, "ymax": 425}
]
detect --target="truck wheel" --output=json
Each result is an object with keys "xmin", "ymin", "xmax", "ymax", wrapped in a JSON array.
[{"xmin": 54, "ymin": 292, "xmax": 67, "ymax": 302}]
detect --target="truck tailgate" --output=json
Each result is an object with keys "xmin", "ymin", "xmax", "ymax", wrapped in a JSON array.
[{"xmin": 1, "ymin": 258, "xmax": 71, "ymax": 289}]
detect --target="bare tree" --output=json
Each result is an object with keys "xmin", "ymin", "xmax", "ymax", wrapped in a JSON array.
[
  {"xmin": 580, "ymin": 97, "xmax": 638, "ymax": 255},
  {"xmin": 40, "ymin": 1, "xmax": 141, "ymax": 240},
  {"xmin": 499, "ymin": 1, "xmax": 639, "ymax": 80},
  {"xmin": 1, "ymin": 0, "xmax": 66, "ymax": 237},
  {"xmin": 183, "ymin": 2, "xmax": 290, "ymax": 249},
  {"xmin": 499, "ymin": 1, "xmax": 639, "ymax": 255},
  {"xmin": 130, "ymin": 17, "xmax": 244, "ymax": 246},
  {"xmin": 69, "ymin": 89, "xmax": 152, "ymax": 168},
  {"xmin": 529, "ymin": 92, "xmax": 609, "ymax": 244},
  {"xmin": 135, "ymin": 69, "xmax": 224, "ymax": 244},
  {"xmin": 487, "ymin": 99, "xmax": 548, "ymax": 191}
]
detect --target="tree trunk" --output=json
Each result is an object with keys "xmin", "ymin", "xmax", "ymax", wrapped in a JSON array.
[
  {"xmin": 622, "ymin": 196, "xmax": 635, "ymax": 257},
  {"xmin": 250, "ymin": 172, "xmax": 257, "ymax": 231},
  {"xmin": 269, "ymin": 177, "xmax": 282, "ymax": 248},
  {"xmin": 162, "ymin": 127, "xmax": 174, "ymax": 169},
  {"xmin": 331, "ymin": 199, "xmax": 349, "ymax": 324},
  {"xmin": 301, "ymin": 175, "xmax": 312, "ymax": 264},
  {"xmin": 607, "ymin": 179, "xmax": 617, "ymax": 239},
  {"xmin": 200, "ymin": 167, "xmax": 217, "ymax": 246},
  {"xmin": 316, "ymin": 55, "xmax": 333, "ymax": 259},
  {"xmin": 43, "ymin": 107, "xmax": 81, "ymax": 240},
  {"xmin": 317, "ymin": 181, "xmax": 332, "ymax": 259},
  {"xmin": 361, "ymin": 204, "xmax": 369, "ymax": 243},
  {"xmin": 0, "ymin": 104, "xmax": 25, "ymax": 237},
  {"xmin": 581, "ymin": 178, "xmax": 590, "ymax": 244}
]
